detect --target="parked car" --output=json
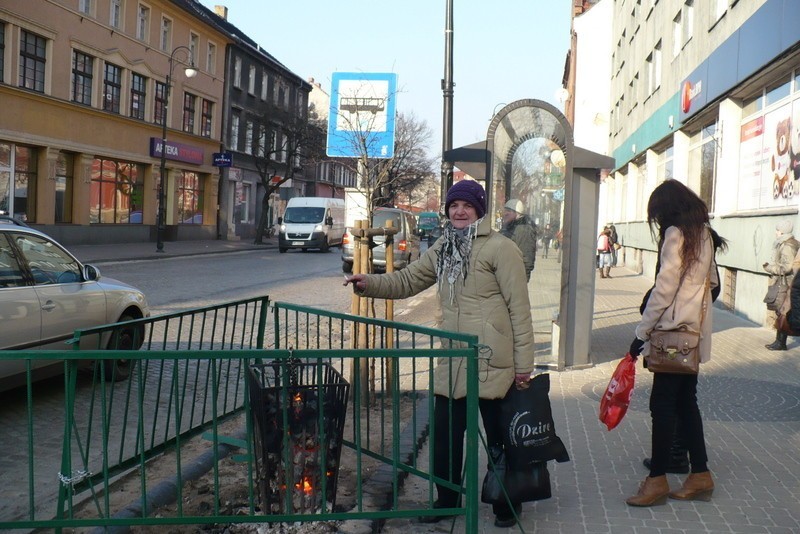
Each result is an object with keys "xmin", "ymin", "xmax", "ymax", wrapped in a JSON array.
[
  {"xmin": 341, "ymin": 207, "xmax": 421, "ymax": 273},
  {"xmin": 0, "ymin": 217, "xmax": 150, "ymax": 392}
]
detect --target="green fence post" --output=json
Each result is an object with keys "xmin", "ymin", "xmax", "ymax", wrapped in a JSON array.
[{"xmin": 465, "ymin": 345, "xmax": 479, "ymax": 531}]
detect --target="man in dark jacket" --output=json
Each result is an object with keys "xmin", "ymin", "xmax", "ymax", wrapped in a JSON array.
[{"xmin": 501, "ymin": 199, "xmax": 537, "ymax": 281}]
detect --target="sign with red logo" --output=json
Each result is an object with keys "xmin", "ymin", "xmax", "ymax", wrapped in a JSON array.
[
  {"xmin": 150, "ymin": 138, "xmax": 204, "ymax": 165},
  {"xmin": 681, "ymin": 80, "xmax": 702, "ymax": 114}
]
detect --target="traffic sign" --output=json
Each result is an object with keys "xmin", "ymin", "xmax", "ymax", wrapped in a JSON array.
[{"xmin": 327, "ymin": 72, "xmax": 397, "ymax": 159}]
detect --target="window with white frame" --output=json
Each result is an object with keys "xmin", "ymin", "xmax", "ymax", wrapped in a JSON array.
[
  {"xmin": 206, "ymin": 42, "xmax": 216, "ymax": 74},
  {"xmin": 244, "ymin": 120, "xmax": 253, "ymax": 154},
  {"xmin": 646, "ymin": 40, "xmax": 661, "ymax": 95},
  {"xmin": 672, "ymin": 10, "xmax": 682, "ymax": 57},
  {"xmin": 189, "ymin": 32, "xmax": 199, "ymax": 66},
  {"xmin": 280, "ymin": 133, "xmax": 288, "ymax": 162},
  {"xmin": 160, "ymin": 17, "xmax": 172, "ymax": 52},
  {"xmin": 230, "ymin": 113, "xmax": 240, "ymax": 150},
  {"xmin": 715, "ymin": 0, "xmax": 728, "ymax": 21},
  {"xmin": 261, "ymin": 73, "xmax": 268, "ymax": 100},
  {"xmin": 137, "ymin": 4, "xmax": 150, "ymax": 42},
  {"xmin": 110, "ymin": 0, "xmax": 122, "ymax": 28},
  {"xmin": 233, "ymin": 56, "xmax": 242, "ymax": 88},
  {"xmin": 79, "ymin": 0, "xmax": 92, "ymax": 15},
  {"xmin": 682, "ymin": 1, "xmax": 694, "ymax": 45},
  {"xmin": 248, "ymin": 65, "xmax": 256, "ymax": 94}
]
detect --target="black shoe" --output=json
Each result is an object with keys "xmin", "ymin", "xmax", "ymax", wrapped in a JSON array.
[
  {"xmin": 643, "ymin": 456, "xmax": 690, "ymax": 474},
  {"xmin": 494, "ymin": 515, "xmax": 517, "ymax": 528},
  {"xmin": 418, "ymin": 500, "xmax": 453, "ymax": 524},
  {"xmin": 493, "ymin": 503, "xmax": 521, "ymax": 528},
  {"xmin": 765, "ymin": 340, "xmax": 788, "ymax": 351}
]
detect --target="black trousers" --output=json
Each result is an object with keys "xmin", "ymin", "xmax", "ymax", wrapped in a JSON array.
[
  {"xmin": 648, "ymin": 372, "xmax": 709, "ymax": 477},
  {"xmin": 432, "ymin": 394, "xmax": 517, "ymax": 516}
]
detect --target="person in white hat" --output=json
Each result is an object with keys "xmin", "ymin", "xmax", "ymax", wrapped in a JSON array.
[
  {"xmin": 501, "ymin": 199, "xmax": 537, "ymax": 281},
  {"xmin": 763, "ymin": 218, "xmax": 800, "ymax": 350}
]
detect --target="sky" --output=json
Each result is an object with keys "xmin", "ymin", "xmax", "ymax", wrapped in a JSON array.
[{"xmin": 199, "ymin": 0, "xmax": 572, "ymax": 157}]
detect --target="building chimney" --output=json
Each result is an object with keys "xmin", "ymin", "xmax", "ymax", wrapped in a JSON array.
[{"xmin": 214, "ymin": 5, "xmax": 228, "ymax": 20}]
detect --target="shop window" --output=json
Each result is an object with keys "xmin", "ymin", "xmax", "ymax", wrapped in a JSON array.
[
  {"xmin": 765, "ymin": 78, "xmax": 791, "ymax": 107},
  {"xmin": 72, "ymin": 50, "xmax": 93, "ymax": 106},
  {"xmin": 130, "ymin": 72, "xmax": 146, "ymax": 120},
  {"xmin": 55, "ymin": 153, "xmax": 73, "ymax": 223},
  {"xmin": 234, "ymin": 181, "xmax": 250, "ymax": 223},
  {"xmin": 177, "ymin": 171, "xmax": 203, "ymax": 224},
  {"xmin": 103, "ymin": 62, "xmax": 122, "ymax": 113},
  {"xmin": 89, "ymin": 158, "xmax": 143, "ymax": 224},
  {"xmin": 657, "ymin": 145, "xmax": 673, "ymax": 183},
  {"xmin": 19, "ymin": 30, "xmax": 46, "ymax": 93},
  {"xmin": 182, "ymin": 92, "xmax": 196, "ymax": 133},
  {"xmin": 689, "ymin": 124, "xmax": 717, "ymax": 212}
]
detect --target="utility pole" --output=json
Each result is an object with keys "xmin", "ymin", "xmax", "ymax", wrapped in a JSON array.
[{"xmin": 440, "ymin": 0, "xmax": 454, "ymax": 209}]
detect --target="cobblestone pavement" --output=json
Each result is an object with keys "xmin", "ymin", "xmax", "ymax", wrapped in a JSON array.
[
  {"xmin": 53, "ymin": 241, "xmax": 800, "ymax": 532},
  {"xmin": 381, "ymin": 258, "xmax": 800, "ymax": 534}
]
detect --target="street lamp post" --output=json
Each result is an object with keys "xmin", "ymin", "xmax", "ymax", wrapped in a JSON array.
[{"xmin": 157, "ymin": 46, "xmax": 197, "ymax": 252}]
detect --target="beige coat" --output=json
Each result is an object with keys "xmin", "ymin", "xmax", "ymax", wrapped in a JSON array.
[
  {"xmin": 636, "ymin": 226, "xmax": 717, "ymax": 363},
  {"xmin": 358, "ymin": 216, "xmax": 535, "ymax": 399}
]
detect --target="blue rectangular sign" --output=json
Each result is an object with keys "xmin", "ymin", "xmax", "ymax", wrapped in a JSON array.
[
  {"xmin": 213, "ymin": 152, "xmax": 232, "ymax": 167},
  {"xmin": 327, "ymin": 72, "xmax": 397, "ymax": 159}
]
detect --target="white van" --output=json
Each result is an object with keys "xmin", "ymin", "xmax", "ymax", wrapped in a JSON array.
[{"xmin": 278, "ymin": 197, "xmax": 346, "ymax": 253}]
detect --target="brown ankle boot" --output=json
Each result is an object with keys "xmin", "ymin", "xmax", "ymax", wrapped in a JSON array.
[
  {"xmin": 669, "ymin": 471, "xmax": 714, "ymax": 501},
  {"xmin": 626, "ymin": 475, "xmax": 670, "ymax": 507}
]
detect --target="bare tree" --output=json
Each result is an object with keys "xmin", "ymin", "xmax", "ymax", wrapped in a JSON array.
[
  {"xmin": 250, "ymin": 104, "xmax": 326, "ymax": 244},
  {"xmin": 330, "ymin": 100, "xmax": 436, "ymax": 222}
]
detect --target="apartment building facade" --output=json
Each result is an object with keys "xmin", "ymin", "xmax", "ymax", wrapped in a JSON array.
[
  {"xmin": 0, "ymin": 0, "xmax": 231, "ymax": 245},
  {"xmin": 587, "ymin": 0, "xmax": 800, "ymax": 323}
]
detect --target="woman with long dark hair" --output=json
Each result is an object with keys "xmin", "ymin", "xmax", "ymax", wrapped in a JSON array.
[{"xmin": 626, "ymin": 180, "xmax": 725, "ymax": 507}]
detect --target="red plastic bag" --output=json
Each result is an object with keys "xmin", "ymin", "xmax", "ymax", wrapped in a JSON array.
[{"xmin": 599, "ymin": 354, "xmax": 636, "ymax": 430}]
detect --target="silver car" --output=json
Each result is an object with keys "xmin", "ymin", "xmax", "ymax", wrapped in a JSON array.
[
  {"xmin": 341, "ymin": 207, "xmax": 421, "ymax": 273},
  {"xmin": 0, "ymin": 218, "xmax": 150, "ymax": 391}
]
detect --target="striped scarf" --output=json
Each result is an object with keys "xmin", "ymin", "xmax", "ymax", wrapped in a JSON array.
[{"xmin": 436, "ymin": 217, "xmax": 482, "ymax": 303}]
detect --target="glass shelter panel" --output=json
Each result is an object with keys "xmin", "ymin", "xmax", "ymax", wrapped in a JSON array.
[{"xmin": 490, "ymin": 105, "xmax": 568, "ymax": 367}]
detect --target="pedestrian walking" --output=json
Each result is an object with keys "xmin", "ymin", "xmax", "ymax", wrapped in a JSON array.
[
  {"xmin": 597, "ymin": 227, "xmax": 613, "ymax": 278},
  {"xmin": 501, "ymin": 198, "xmax": 537, "ymax": 281},
  {"xmin": 541, "ymin": 224, "xmax": 553, "ymax": 258},
  {"xmin": 627, "ymin": 180, "xmax": 723, "ymax": 507},
  {"xmin": 344, "ymin": 179, "xmax": 535, "ymax": 528},
  {"xmin": 762, "ymin": 219, "xmax": 799, "ymax": 350}
]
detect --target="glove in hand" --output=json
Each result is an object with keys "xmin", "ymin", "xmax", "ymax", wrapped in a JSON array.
[{"xmin": 629, "ymin": 337, "xmax": 645, "ymax": 358}]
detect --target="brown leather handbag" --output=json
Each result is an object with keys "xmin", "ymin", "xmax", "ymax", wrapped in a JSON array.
[{"xmin": 645, "ymin": 276, "xmax": 709, "ymax": 375}]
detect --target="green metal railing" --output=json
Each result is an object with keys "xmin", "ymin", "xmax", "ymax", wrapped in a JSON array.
[{"xmin": 0, "ymin": 297, "xmax": 481, "ymax": 531}]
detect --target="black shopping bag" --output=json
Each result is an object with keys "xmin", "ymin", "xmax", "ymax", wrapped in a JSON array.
[
  {"xmin": 501, "ymin": 373, "xmax": 570, "ymax": 470},
  {"xmin": 481, "ymin": 446, "xmax": 551, "ymax": 504}
]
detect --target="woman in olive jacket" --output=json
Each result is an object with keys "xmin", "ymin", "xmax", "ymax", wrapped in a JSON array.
[
  {"xmin": 345, "ymin": 180, "xmax": 534, "ymax": 528},
  {"xmin": 627, "ymin": 180, "xmax": 723, "ymax": 508}
]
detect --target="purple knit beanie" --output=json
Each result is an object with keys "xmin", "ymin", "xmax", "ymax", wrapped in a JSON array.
[{"xmin": 445, "ymin": 180, "xmax": 486, "ymax": 219}]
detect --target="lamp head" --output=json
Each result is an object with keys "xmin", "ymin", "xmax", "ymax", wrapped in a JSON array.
[{"xmin": 184, "ymin": 66, "xmax": 198, "ymax": 78}]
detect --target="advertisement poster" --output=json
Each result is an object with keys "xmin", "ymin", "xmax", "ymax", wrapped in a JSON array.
[{"xmin": 738, "ymin": 102, "xmax": 799, "ymax": 210}]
